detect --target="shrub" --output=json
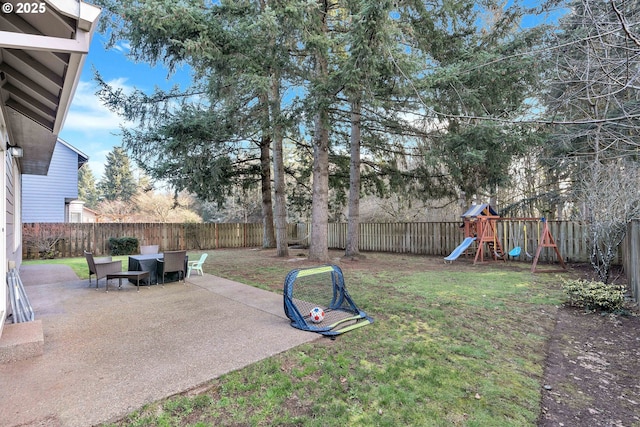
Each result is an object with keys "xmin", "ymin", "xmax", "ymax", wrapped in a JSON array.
[
  {"xmin": 108, "ymin": 237, "xmax": 139, "ymax": 255},
  {"xmin": 561, "ymin": 278, "xmax": 626, "ymax": 312}
]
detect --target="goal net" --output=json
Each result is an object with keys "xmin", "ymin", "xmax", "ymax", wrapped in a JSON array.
[{"xmin": 283, "ymin": 265, "xmax": 373, "ymax": 336}]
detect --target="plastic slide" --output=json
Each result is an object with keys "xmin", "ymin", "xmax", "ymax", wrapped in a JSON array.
[{"xmin": 444, "ymin": 237, "xmax": 476, "ymax": 261}]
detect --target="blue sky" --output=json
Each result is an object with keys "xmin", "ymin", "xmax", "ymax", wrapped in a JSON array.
[{"xmin": 58, "ymin": 33, "xmax": 191, "ymax": 181}]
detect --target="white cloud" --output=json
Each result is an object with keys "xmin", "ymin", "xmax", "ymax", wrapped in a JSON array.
[
  {"xmin": 63, "ymin": 79, "xmax": 135, "ymax": 133},
  {"xmin": 60, "ymin": 78, "xmax": 140, "ymax": 180},
  {"xmin": 113, "ymin": 41, "xmax": 131, "ymax": 54}
]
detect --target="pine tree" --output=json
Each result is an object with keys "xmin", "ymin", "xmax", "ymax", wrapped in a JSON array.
[
  {"xmin": 78, "ymin": 164, "xmax": 100, "ymax": 209},
  {"xmin": 93, "ymin": 0, "xmax": 554, "ymax": 260},
  {"xmin": 93, "ymin": 0, "xmax": 305, "ymax": 254},
  {"xmin": 98, "ymin": 147, "xmax": 138, "ymax": 202}
]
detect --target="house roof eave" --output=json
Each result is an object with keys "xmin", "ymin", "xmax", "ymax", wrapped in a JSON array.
[{"xmin": 0, "ymin": 0, "xmax": 101, "ymax": 175}]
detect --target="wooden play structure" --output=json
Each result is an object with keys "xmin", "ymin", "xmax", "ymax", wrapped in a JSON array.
[
  {"xmin": 460, "ymin": 204, "xmax": 505, "ymax": 264},
  {"xmin": 447, "ymin": 204, "xmax": 567, "ymax": 272},
  {"xmin": 530, "ymin": 218, "xmax": 566, "ymax": 273}
]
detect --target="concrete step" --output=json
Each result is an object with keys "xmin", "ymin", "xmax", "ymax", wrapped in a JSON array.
[{"xmin": 0, "ymin": 320, "xmax": 43, "ymax": 364}]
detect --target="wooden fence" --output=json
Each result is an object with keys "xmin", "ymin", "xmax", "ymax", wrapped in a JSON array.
[
  {"xmin": 322, "ymin": 220, "xmax": 593, "ymax": 262},
  {"xmin": 622, "ymin": 219, "xmax": 640, "ymax": 301},
  {"xmin": 22, "ymin": 222, "xmax": 268, "ymax": 259},
  {"xmin": 23, "ymin": 220, "xmax": 595, "ymax": 263}
]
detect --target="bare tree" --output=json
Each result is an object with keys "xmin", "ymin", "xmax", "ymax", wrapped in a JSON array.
[
  {"xmin": 545, "ymin": 0, "xmax": 640, "ymax": 161},
  {"xmin": 132, "ymin": 192, "xmax": 202, "ymax": 223},
  {"xmin": 578, "ymin": 160, "xmax": 640, "ymax": 283},
  {"xmin": 543, "ymin": 0, "xmax": 640, "ymax": 281},
  {"xmin": 96, "ymin": 199, "xmax": 137, "ymax": 223},
  {"xmin": 22, "ymin": 223, "xmax": 67, "ymax": 259}
]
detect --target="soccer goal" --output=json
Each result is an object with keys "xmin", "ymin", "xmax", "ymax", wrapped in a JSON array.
[{"xmin": 283, "ymin": 265, "xmax": 373, "ymax": 337}]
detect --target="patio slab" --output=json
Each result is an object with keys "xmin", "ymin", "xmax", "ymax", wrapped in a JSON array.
[{"xmin": 0, "ymin": 264, "xmax": 317, "ymax": 427}]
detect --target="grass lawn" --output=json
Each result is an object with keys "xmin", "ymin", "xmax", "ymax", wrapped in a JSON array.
[
  {"xmin": 29, "ymin": 249, "xmax": 567, "ymax": 426},
  {"xmin": 22, "ymin": 255, "xmax": 130, "ymax": 279}
]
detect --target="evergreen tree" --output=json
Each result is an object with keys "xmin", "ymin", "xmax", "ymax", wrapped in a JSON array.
[
  {"xmin": 93, "ymin": 0, "xmax": 556, "ymax": 261},
  {"xmin": 78, "ymin": 164, "xmax": 100, "ymax": 209},
  {"xmin": 98, "ymin": 147, "xmax": 138, "ymax": 202},
  {"xmin": 420, "ymin": 5, "xmax": 549, "ymax": 207},
  {"xmin": 93, "ymin": 0, "xmax": 306, "ymax": 255}
]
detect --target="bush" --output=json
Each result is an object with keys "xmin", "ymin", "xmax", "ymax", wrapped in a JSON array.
[
  {"xmin": 561, "ymin": 278, "xmax": 626, "ymax": 312},
  {"xmin": 108, "ymin": 237, "xmax": 139, "ymax": 255}
]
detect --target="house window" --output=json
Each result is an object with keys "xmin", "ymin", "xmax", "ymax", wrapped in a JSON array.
[{"xmin": 70, "ymin": 212, "xmax": 82, "ymax": 223}]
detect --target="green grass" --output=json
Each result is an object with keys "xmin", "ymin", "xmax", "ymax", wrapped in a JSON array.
[
  {"xmin": 22, "ymin": 255, "xmax": 129, "ymax": 278},
  {"xmin": 21, "ymin": 252, "xmax": 206, "ymax": 280},
  {"xmin": 35, "ymin": 249, "xmax": 566, "ymax": 426}
]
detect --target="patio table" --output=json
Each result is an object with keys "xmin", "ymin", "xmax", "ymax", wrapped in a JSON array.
[
  {"xmin": 128, "ymin": 253, "xmax": 188, "ymax": 285},
  {"xmin": 106, "ymin": 270, "xmax": 150, "ymax": 292}
]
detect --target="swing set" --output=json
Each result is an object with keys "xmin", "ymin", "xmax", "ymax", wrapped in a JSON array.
[
  {"xmin": 454, "ymin": 205, "xmax": 567, "ymax": 273},
  {"xmin": 504, "ymin": 218, "xmax": 567, "ymax": 272}
]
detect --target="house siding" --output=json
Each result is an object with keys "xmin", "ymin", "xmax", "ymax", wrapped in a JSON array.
[
  {"xmin": 6, "ymin": 151, "xmax": 20, "ymax": 265},
  {"xmin": 1, "ymin": 111, "xmax": 9, "ymax": 330},
  {"xmin": 6, "ymin": 153, "xmax": 14, "ymax": 252},
  {"xmin": 22, "ymin": 141, "xmax": 81, "ymax": 223}
]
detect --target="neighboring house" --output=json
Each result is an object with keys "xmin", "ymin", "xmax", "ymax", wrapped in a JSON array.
[
  {"xmin": 22, "ymin": 138, "xmax": 88, "ymax": 223},
  {"xmin": 0, "ymin": 1, "xmax": 100, "ymax": 340},
  {"xmin": 68, "ymin": 200, "xmax": 100, "ymax": 223}
]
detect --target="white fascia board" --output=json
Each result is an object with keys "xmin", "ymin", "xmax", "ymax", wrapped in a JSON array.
[
  {"xmin": 48, "ymin": 1, "xmax": 101, "ymax": 134},
  {"xmin": 0, "ymin": 30, "xmax": 91, "ymax": 53},
  {"xmin": 54, "ymin": 49, "xmax": 87, "ymax": 133},
  {"xmin": 46, "ymin": 0, "xmax": 101, "ymax": 31},
  {"xmin": 57, "ymin": 137, "xmax": 89, "ymax": 162}
]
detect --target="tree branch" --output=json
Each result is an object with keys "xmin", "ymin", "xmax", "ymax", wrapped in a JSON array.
[{"xmin": 610, "ymin": 0, "xmax": 640, "ymax": 47}]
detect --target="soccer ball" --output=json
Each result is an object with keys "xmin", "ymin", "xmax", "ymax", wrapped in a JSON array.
[{"xmin": 309, "ymin": 307, "xmax": 325, "ymax": 323}]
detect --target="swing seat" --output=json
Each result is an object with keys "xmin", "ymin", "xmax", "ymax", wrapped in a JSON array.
[{"xmin": 508, "ymin": 246, "xmax": 521, "ymax": 257}]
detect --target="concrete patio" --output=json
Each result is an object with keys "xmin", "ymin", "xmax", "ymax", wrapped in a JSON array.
[{"xmin": 0, "ymin": 264, "xmax": 317, "ymax": 426}]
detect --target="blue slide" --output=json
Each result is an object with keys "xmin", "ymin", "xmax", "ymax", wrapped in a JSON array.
[{"xmin": 444, "ymin": 237, "xmax": 476, "ymax": 262}]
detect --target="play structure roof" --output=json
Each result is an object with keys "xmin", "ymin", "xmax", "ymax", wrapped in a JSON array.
[{"xmin": 461, "ymin": 204, "xmax": 498, "ymax": 218}]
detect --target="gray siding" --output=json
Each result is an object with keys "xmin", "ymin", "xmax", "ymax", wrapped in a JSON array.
[
  {"xmin": 6, "ymin": 152, "xmax": 14, "ymax": 248},
  {"xmin": 6, "ymin": 151, "xmax": 20, "ymax": 266},
  {"xmin": 22, "ymin": 142, "xmax": 80, "ymax": 223}
]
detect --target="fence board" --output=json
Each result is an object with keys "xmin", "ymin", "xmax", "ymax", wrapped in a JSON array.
[
  {"xmin": 23, "ymin": 219, "xmax": 640, "ymax": 303},
  {"xmin": 23, "ymin": 220, "xmax": 595, "ymax": 264}
]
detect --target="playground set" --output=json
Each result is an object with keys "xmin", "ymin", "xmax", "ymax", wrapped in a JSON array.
[{"xmin": 444, "ymin": 204, "xmax": 567, "ymax": 273}]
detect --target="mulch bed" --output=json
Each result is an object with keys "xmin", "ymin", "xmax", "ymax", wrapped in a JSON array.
[{"xmin": 538, "ymin": 305, "xmax": 640, "ymax": 426}]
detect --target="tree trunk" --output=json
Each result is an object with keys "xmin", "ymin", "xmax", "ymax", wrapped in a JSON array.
[
  {"xmin": 309, "ymin": 108, "xmax": 330, "ymax": 262},
  {"xmin": 308, "ymin": 0, "xmax": 330, "ymax": 262},
  {"xmin": 259, "ymin": 129, "xmax": 276, "ymax": 248},
  {"xmin": 345, "ymin": 98, "xmax": 361, "ymax": 258},
  {"xmin": 489, "ymin": 193, "xmax": 497, "ymax": 211},
  {"xmin": 271, "ymin": 72, "xmax": 289, "ymax": 257},
  {"xmin": 458, "ymin": 190, "xmax": 467, "ymax": 215}
]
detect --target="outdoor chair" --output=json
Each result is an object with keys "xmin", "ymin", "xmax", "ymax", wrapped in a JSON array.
[
  {"xmin": 140, "ymin": 245, "xmax": 160, "ymax": 255},
  {"xmin": 84, "ymin": 251, "xmax": 122, "ymax": 289},
  {"xmin": 156, "ymin": 250, "xmax": 187, "ymax": 285},
  {"xmin": 187, "ymin": 253, "xmax": 208, "ymax": 278}
]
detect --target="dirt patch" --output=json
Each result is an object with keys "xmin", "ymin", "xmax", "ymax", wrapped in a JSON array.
[
  {"xmin": 538, "ymin": 307, "xmax": 640, "ymax": 426},
  {"xmin": 537, "ymin": 261, "xmax": 640, "ymax": 427}
]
